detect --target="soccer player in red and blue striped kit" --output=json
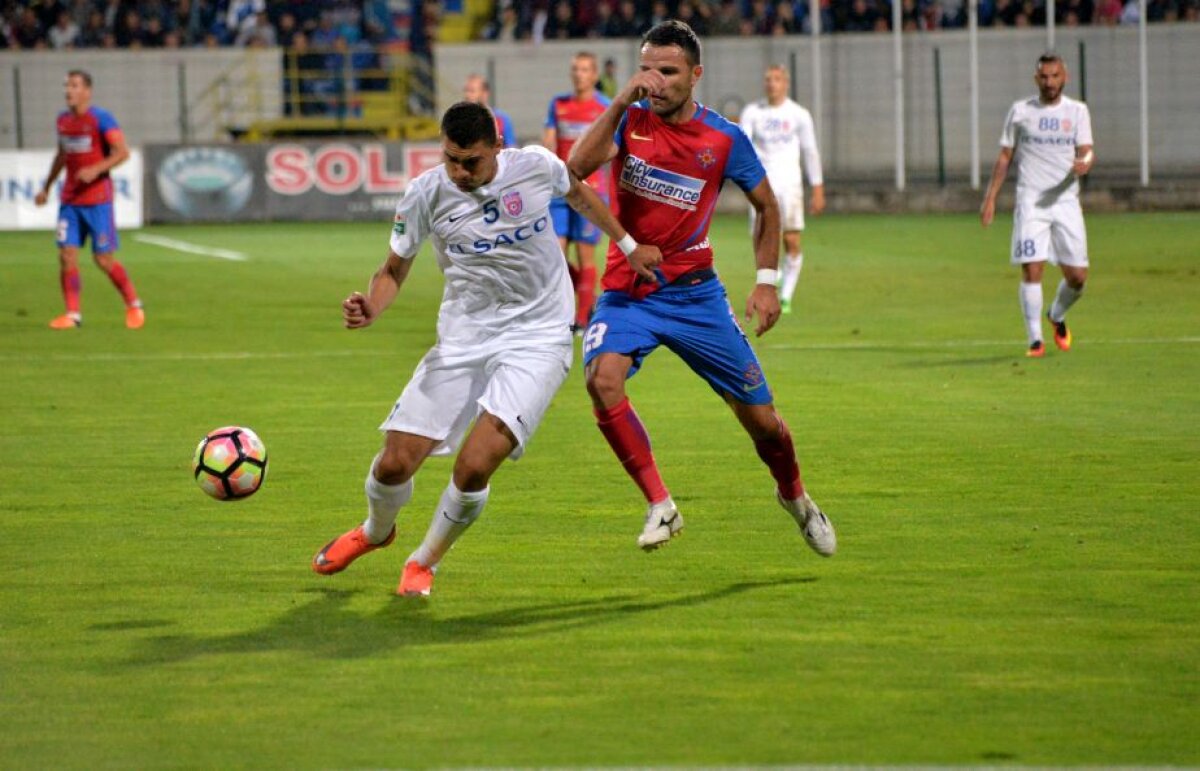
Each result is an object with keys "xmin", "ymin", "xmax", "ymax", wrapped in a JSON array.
[
  {"xmin": 568, "ymin": 21, "xmax": 836, "ymax": 557},
  {"xmin": 34, "ymin": 70, "xmax": 144, "ymax": 330}
]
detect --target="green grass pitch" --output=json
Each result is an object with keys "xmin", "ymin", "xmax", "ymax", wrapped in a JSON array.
[{"xmin": 1, "ymin": 212, "xmax": 1197, "ymax": 767}]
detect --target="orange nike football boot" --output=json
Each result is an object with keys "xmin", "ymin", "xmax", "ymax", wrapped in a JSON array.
[
  {"xmin": 49, "ymin": 313, "xmax": 81, "ymax": 329},
  {"xmin": 1026, "ymin": 340, "xmax": 1046, "ymax": 358},
  {"xmin": 312, "ymin": 525, "xmax": 395, "ymax": 575},
  {"xmin": 397, "ymin": 560, "xmax": 435, "ymax": 596},
  {"xmin": 125, "ymin": 306, "xmax": 145, "ymax": 329},
  {"xmin": 1048, "ymin": 314, "xmax": 1071, "ymax": 351}
]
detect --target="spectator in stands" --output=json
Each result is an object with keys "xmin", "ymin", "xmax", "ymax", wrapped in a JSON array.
[
  {"xmin": 483, "ymin": 2, "xmax": 523, "ymax": 40},
  {"xmin": 78, "ymin": 8, "xmax": 104, "ymax": 46},
  {"xmin": 1094, "ymin": 0, "xmax": 1122, "ymax": 21},
  {"xmin": 276, "ymin": 11, "xmax": 298, "ymax": 46},
  {"xmin": 144, "ymin": 15, "xmax": 167, "ymax": 46},
  {"xmin": 772, "ymin": 0, "xmax": 801, "ymax": 32},
  {"xmin": 645, "ymin": 0, "xmax": 671, "ymax": 32},
  {"xmin": 608, "ymin": 0, "xmax": 642, "ymax": 36},
  {"xmin": 708, "ymin": 0, "xmax": 743, "ymax": 34},
  {"xmin": 225, "ymin": 0, "xmax": 265, "ymax": 42},
  {"xmin": 48, "ymin": 9, "xmax": 79, "ymax": 48},
  {"xmin": 114, "ymin": 9, "xmax": 143, "ymax": 46},
  {"xmin": 14, "ymin": 7, "xmax": 44, "ymax": 48},
  {"xmin": 676, "ymin": 0, "xmax": 709, "ymax": 34},
  {"xmin": 544, "ymin": 0, "xmax": 580, "ymax": 38},
  {"xmin": 235, "ymin": 9, "xmax": 276, "ymax": 46},
  {"xmin": 843, "ymin": 0, "xmax": 878, "ymax": 29}
]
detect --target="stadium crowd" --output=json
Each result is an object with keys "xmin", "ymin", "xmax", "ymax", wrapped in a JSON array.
[{"xmin": 1, "ymin": 0, "xmax": 1194, "ymax": 50}]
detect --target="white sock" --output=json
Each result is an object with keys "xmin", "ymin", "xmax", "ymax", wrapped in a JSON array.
[
  {"xmin": 409, "ymin": 479, "xmax": 489, "ymax": 568},
  {"xmin": 361, "ymin": 456, "xmax": 413, "ymax": 544},
  {"xmin": 1019, "ymin": 282, "xmax": 1043, "ymax": 345},
  {"xmin": 780, "ymin": 252, "xmax": 803, "ymax": 302},
  {"xmin": 1049, "ymin": 279, "xmax": 1084, "ymax": 323}
]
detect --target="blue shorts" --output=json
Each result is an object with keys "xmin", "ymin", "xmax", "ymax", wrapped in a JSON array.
[
  {"xmin": 582, "ymin": 276, "xmax": 773, "ymax": 405},
  {"xmin": 550, "ymin": 197, "xmax": 603, "ymax": 246},
  {"xmin": 57, "ymin": 202, "xmax": 119, "ymax": 254}
]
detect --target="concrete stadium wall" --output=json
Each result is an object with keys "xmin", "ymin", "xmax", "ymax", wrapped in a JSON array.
[
  {"xmin": 0, "ymin": 48, "xmax": 282, "ymax": 150},
  {"xmin": 436, "ymin": 26, "xmax": 1200, "ymax": 181}
]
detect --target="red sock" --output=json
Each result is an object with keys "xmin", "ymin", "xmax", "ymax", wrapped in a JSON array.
[
  {"xmin": 61, "ymin": 266, "xmax": 81, "ymax": 314},
  {"xmin": 104, "ymin": 260, "xmax": 139, "ymax": 306},
  {"xmin": 595, "ymin": 398, "xmax": 669, "ymax": 504},
  {"xmin": 575, "ymin": 264, "xmax": 596, "ymax": 327},
  {"xmin": 753, "ymin": 414, "xmax": 805, "ymax": 501}
]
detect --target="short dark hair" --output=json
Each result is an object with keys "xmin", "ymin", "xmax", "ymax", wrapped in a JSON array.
[
  {"xmin": 1037, "ymin": 52, "xmax": 1063, "ymax": 66},
  {"xmin": 441, "ymin": 101, "xmax": 498, "ymax": 147},
  {"xmin": 67, "ymin": 69, "xmax": 92, "ymax": 87},
  {"xmin": 642, "ymin": 20, "xmax": 701, "ymax": 66}
]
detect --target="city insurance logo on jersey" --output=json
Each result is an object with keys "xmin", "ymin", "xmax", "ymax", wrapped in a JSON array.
[{"xmin": 620, "ymin": 154, "xmax": 705, "ymax": 211}]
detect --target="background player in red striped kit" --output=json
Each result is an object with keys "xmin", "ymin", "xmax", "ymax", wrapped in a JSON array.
[
  {"xmin": 568, "ymin": 21, "xmax": 836, "ymax": 557},
  {"xmin": 544, "ymin": 52, "xmax": 611, "ymax": 334},
  {"xmin": 34, "ymin": 70, "xmax": 144, "ymax": 330}
]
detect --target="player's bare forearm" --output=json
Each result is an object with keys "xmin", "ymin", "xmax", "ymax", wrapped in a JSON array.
[
  {"xmin": 747, "ymin": 179, "xmax": 781, "ymax": 270},
  {"xmin": 542, "ymin": 128, "xmax": 557, "ymax": 152},
  {"xmin": 346, "ymin": 252, "xmax": 412, "ymax": 328},
  {"xmin": 565, "ymin": 173, "xmax": 623, "ymax": 242},
  {"xmin": 980, "ymin": 150, "xmax": 1012, "ymax": 227},
  {"xmin": 36, "ymin": 152, "xmax": 66, "ymax": 205},
  {"xmin": 567, "ymin": 112, "xmax": 621, "ymax": 180}
]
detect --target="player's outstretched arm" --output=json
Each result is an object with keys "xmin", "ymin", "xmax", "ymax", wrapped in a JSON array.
[
  {"xmin": 34, "ymin": 150, "xmax": 66, "ymax": 207},
  {"xmin": 344, "ymin": 251, "xmax": 413, "ymax": 329},
  {"xmin": 980, "ymin": 147, "xmax": 1013, "ymax": 228},
  {"xmin": 564, "ymin": 170, "xmax": 661, "ymax": 282},
  {"xmin": 745, "ymin": 178, "xmax": 782, "ymax": 337}
]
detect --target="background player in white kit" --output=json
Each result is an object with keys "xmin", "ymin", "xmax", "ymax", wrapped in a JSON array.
[
  {"xmin": 981, "ymin": 53, "xmax": 1094, "ymax": 358},
  {"xmin": 739, "ymin": 65, "xmax": 825, "ymax": 316},
  {"xmin": 312, "ymin": 102, "xmax": 652, "ymax": 596}
]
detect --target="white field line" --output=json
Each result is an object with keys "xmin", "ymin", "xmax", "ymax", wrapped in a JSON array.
[
  {"xmin": 1, "ymin": 337, "xmax": 1197, "ymax": 364},
  {"xmin": 133, "ymin": 234, "xmax": 248, "ymax": 262}
]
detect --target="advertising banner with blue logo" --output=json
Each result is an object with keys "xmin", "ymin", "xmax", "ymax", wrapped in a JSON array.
[
  {"xmin": 145, "ymin": 142, "xmax": 443, "ymax": 224},
  {"xmin": 0, "ymin": 150, "xmax": 144, "ymax": 230}
]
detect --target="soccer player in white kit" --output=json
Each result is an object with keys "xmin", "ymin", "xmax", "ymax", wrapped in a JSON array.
[
  {"xmin": 739, "ymin": 65, "xmax": 825, "ymax": 315},
  {"xmin": 981, "ymin": 53, "xmax": 1094, "ymax": 358},
  {"xmin": 312, "ymin": 102, "xmax": 653, "ymax": 596}
]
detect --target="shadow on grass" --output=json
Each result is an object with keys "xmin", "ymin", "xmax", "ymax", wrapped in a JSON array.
[{"xmin": 118, "ymin": 576, "xmax": 815, "ymax": 666}]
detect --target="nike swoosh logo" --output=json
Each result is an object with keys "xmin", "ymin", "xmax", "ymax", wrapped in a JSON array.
[
  {"xmin": 441, "ymin": 510, "xmax": 471, "ymax": 525},
  {"xmin": 630, "ymin": 131, "xmax": 652, "ymax": 141},
  {"xmin": 447, "ymin": 212, "xmax": 468, "ymax": 222},
  {"xmin": 742, "ymin": 382, "xmax": 766, "ymax": 392}
]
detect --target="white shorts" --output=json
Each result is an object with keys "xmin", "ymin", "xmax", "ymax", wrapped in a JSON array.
[
  {"xmin": 749, "ymin": 185, "xmax": 805, "ymax": 234},
  {"xmin": 1010, "ymin": 198, "xmax": 1088, "ymax": 267},
  {"xmin": 380, "ymin": 338, "xmax": 572, "ymax": 461}
]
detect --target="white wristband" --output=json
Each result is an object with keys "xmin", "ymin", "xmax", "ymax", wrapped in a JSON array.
[
  {"xmin": 616, "ymin": 234, "xmax": 638, "ymax": 256},
  {"xmin": 756, "ymin": 268, "xmax": 780, "ymax": 286},
  {"xmin": 1080, "ymin": 149, "xmax": 1094, "ymax": 165}
]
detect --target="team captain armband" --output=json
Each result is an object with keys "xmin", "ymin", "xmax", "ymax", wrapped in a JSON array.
[{"xmin": 756, "ymin": 268, "xmax": 780, "ymax": 286}]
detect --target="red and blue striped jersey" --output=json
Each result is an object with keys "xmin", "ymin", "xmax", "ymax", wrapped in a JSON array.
[
  {"xmin": 545, "ymin": 90, "xmax": 611, "ymax": 194},
  {"xmin": 604, "ymin": 101, "xmax": 766, "ymax": 298},
  {"xmin": 56, "ymin": 106, "xmax": 123, "ymax": 206}
]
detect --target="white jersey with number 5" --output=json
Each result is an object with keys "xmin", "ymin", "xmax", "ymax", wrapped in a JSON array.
[
  {"xmin": 738, "ymin": 98, "xmax": 824, "ymax": 194},
  {"xmin": 1000, "ymin": 95, "xmax": 1093, "ymax": 206},
  {"xmin": 389, "ymin": 145, "xmax": 573, "ymax": 346}
]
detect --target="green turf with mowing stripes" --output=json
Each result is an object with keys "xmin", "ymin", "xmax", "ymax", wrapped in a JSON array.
[{"xmin": 1, "ymin": 212, "xmax": 1196, "ymax": 767}]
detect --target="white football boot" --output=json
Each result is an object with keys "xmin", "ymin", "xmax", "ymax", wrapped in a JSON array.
[
  {"xmin": 637, "ymin": 498, "xmax": 684, "ymax": 551},
  {"xmin": 777, "ymin": 491, "xmax": 837, "ymax": 557}
]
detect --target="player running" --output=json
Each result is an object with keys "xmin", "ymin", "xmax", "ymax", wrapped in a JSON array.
[
  {"xmin": 568, "ymin": 21, "xmax": 836, "ymax": 557},
  {"xmin": 312, "ymin": 102, "xmax": 653, "ymax": 596},
  {"xmin": 34, "ymin": 70, "xmax": 144, "ymax": 330},
  {"xmin": 981, "ymin": 53, "xmax": 1094, "ymax": 358},
  {"xmin": 462, "ymin": 74, "xmax": 518, "ymax": 148},
  {"xmin": 543, "ymin": 52, "xmax": 612, "ymax": 334},
  {"xmin": 739, "ymin": 65, "xmax": 825, "ymax": 316}
]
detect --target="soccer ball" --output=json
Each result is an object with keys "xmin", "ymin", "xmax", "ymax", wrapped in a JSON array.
[{"xmin": 193, "ymin": 426, "xmax": 268, "ymax": 500}]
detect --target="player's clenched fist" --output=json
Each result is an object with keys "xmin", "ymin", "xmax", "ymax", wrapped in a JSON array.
[
  {"xmin": 343, "ymin": 292, "xmax": 375, "ymax": 329},
  {"xmin": 617, "ymin": 70, "xmax": 668, "ymax": 108}
]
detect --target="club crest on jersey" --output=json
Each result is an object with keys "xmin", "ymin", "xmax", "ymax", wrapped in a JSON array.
[
  {"xmin": 502, "ymin": 190, "xmax": 524, "ymax": 217},
  {"xmin": 392, "ymin": 213, "xmax": 406, "ymax": 235},
  {"xmin": 620, "ymin": 154, "xmax": 705, "ymax": 211},
  {"xmin": 696, "ymin": 147, "xmax": 717, "ymax": 170},
  {"xmin": 1062, "ymin": 119, "xmax": 1073, "ymax": 132}
]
